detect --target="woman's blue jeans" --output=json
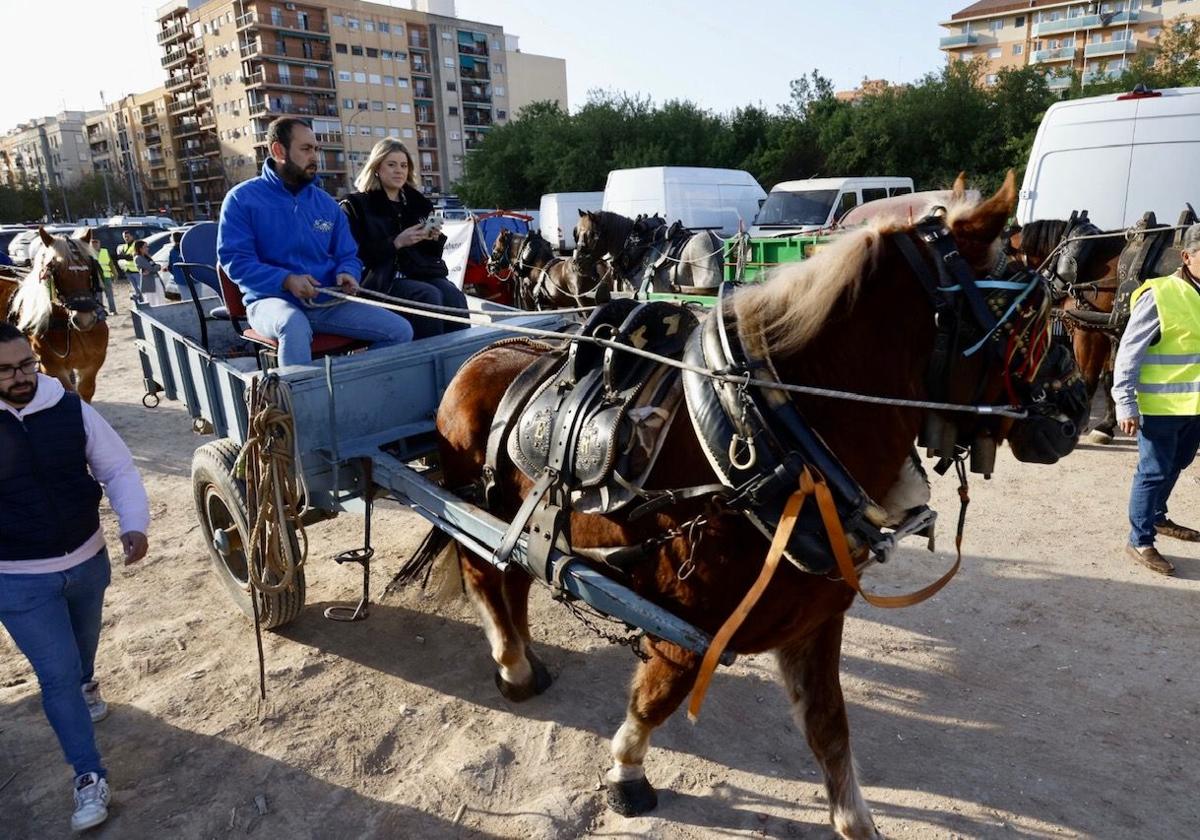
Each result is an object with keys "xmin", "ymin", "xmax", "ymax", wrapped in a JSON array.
[
  {"xmin": 1128, "ymin": 415, "xmax": 1200, "ymax": 547},
  {"xmin": 0, "ymin": 548, "xmax": 110, "ymax": 779},
  {"xmin": 386, "ymin": 274, "xmax": 470, "ymax": 339}
]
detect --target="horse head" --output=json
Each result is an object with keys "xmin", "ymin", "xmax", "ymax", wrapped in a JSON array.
[
  {"xmin": 486, "ymin": 228, "xmax": 516, "ymax": 275},
  {"xmin": 12, "ymin": 228, "xmax": 101, "ymax": 336}
]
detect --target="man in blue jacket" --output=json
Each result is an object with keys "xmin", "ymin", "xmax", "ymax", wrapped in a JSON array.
[{"xmin": 217, "ymin": 117, "xmax": 412, "ymax": 365}]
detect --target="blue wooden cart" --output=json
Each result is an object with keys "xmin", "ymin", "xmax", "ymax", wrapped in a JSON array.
[{"xmin": 130, "ymin": 294, "xmax": 730, "ymax": 663}]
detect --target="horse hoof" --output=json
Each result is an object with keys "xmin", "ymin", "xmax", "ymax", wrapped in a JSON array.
[
  {"xmin": 607, "ymin": 777, "xmax": 658, "ymax": 817},
  {"xmin": 493, "ymin": 654, "xmax": 553, "ymax": 702},
  {"xmin": 1087, "ymin": 428, "xmax": 1114, "ymax": 445}
]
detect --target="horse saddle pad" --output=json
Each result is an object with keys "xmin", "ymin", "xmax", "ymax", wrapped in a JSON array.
[
  {"xmin": 506, "ymin": 299, "xmax": 700, "ymax": 514},
  {"xmin": 649, "ymin": 223, "xmax": 691, "ymax": 272}
]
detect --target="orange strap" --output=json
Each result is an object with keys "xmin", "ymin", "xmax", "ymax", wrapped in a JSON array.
[{"xmin": 686, "ymin": 468, "xmax": 964, "ymax": 722}]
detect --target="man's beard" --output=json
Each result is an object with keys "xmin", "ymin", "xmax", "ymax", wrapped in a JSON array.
[
  {"xmin": 280, "ymin": 155, "xmax": 317, "ymax": 186},
  {"xmin": 0, "ymin": 378, "xmax": 36, "ymax": 407}
]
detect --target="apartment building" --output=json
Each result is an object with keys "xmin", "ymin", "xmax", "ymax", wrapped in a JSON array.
[
  {"xmin": 504, "ymin": 34, "xmax": 568, "ymax": 117},
  {"xmin": 85, "ymin": 88, "xmax": 182, "ymax": 216},
  {"xmin": 939, "ymin": 0, "xmax": 1198, "ymax": 90},
  {"xmin": 154, "ymin": 0, "xmax": 566, "ymax": 219},
  {"xmin": 0, "ymin": 112, "xmax": 96, "ymax": 191}
]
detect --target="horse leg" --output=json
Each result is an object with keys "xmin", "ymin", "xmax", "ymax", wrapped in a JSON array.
[
  {"xmin": 605, "ymin": 644, "xmax": 699, "ymax": 816},
  {"xmin": 460, "ymin": 549, "xmax": 550, "ymax": 701},
  {"xmin": 777, "ymin": 615, "xmax": 877, "ymax": 840},
  {"xmin": 500, "ymin": 568, "xmax": 552, "ymax": 687}
]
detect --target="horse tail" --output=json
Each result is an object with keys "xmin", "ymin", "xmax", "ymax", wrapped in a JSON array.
[{"xmin": 385, "ymin": 526, "xmax": 464, "ymax": 604}]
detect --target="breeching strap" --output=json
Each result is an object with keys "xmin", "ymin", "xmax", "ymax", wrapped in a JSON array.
[{"xmin": 687, "ymin": 466, "xmax": 968, "ymax": 722}]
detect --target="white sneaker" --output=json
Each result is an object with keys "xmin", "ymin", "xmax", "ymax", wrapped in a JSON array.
[
  {"xmin": 71, "ymin": 773, "xmax": 110, "ymax": 832},
  {"xmin": 82, "ymin": 682, "xmax": 108, "ymax": 723}
]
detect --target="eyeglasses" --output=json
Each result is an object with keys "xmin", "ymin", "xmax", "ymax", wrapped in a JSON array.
[{"xmin": 0, "ymin": 358, "xmax": 39, "ymax": 381}]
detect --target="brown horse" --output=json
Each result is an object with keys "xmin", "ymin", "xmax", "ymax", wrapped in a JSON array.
[
  {"xmin": 434, "ymin": 174, "xmax": 1082, "ymax": 838},
  {"xmin": 1008, "ymin": 217, "xmax": 1126, "ymax": 442},
  {"xmin": 0, "ymin": 228, "xmax": 109, "ymax": 402},
  {"xmin": 487, "ymin": 227, "xmax": 616, "ymax": 310}
]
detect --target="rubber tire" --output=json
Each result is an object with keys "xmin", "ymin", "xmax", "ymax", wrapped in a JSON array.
[{"xmin": 192, "ymin": 438, "xmax": 306, "ymax": 629}]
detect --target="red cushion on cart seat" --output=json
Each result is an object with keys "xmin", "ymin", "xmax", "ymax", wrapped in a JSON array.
[{"xmin": 240, "ymin": 329, "xmax": 365, "ymax": 356}]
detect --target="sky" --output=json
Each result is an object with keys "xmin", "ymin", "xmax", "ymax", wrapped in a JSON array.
[{"xmin": 0, "ymin": 0, "xmax": 967, "ymax": 132}]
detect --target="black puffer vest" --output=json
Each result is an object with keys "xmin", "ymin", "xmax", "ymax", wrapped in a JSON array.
[{"xmin": 0, "ymin": 392, "xmax": 103, "ymax": 561}]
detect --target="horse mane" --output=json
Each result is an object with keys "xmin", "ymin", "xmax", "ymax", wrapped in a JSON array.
[
  {"xmin": 733, "ymin": 224, "xmax": 888, "ymax": 355},
  {"xmin": 11, "ymin": 238, "xmax": 66, "ymax": 335},
  {"xmin": 1017, "ymin": 219, "xmax": 1070, "ymax": 261}
]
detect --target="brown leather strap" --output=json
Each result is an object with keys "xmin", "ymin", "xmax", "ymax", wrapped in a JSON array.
[
  {"xmin": 686, "ymin": 467, "xmax": 966, "ymax": 721},
  {"xmin": 816, "ymin": 475, "xmax": 963, "ymax": 609},
  {"xmin": 687, "ymin": 469, "xmax": 815, "ymax": 721}
]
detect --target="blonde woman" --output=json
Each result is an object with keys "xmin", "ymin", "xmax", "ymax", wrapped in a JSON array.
[{"xmin": 340, "ymin": 138, "xmax": 467, "ymax": 338}]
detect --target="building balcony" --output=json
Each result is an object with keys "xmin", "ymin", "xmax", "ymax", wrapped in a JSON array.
[
  {"xmin": 166, "ymin": 72, "xmax": 191, "ymax": 92},
  {"xmin": 1083, "ymin": 69, "xmax": 1121, "ymax": 84},
  {"xmin": 195, "ymin": 87, "xmax": 212, "ymax": 103},
  {"xmin": 174, "ymin": 121, "xmax": 202, "ymax": 138},
  {"xmin": 314, "ymin": 131, "xmax": 343, "ymax": 146},
  {"xmin": 236, "ymin": 10, "xmax": 330, "ymax": 36},
  {"xmin": 457, "ymin": 41, "xmax": 489, "ymax": 57},
  {"xmin": 939, "ymin": 32, "xmax": 979, "ymax": 49},
  {"xmin": 141, "ymin": 112, "xmax": 158, "ymax": 126},
  {"xmin": 1085, "ymin": 39, "xmax": 1137, "ymax": 59},
  {"xmin": 415, "ymin": 112, "xmax": 436, "ymax": 125},
  {"xmin": 157, "ymin": 20, "xmax": 187, "ymax": 44},
  {"xmin": 150, "ymin": 177, "xmax": 170, "ymax": 189},
  {"xmin": 416, "ymin": 133, "xmax": 436, "ymax": 148},
  {"xmin": 247, "ymin": 41, "xmax": 334, "ymax": 64},
  {"xmin": 249, "ymin": 99, "xmax": 339, "ymax": 119},
  {"xmin": 162, "ymin": 48, "xmax": 188, "ymax": 68},
  {"xmin": 1032, "ymin": 45, "xmax": 1077, "ymax": 64},
  {"xmin": 411, "ymin": 60, "xmax": 432, "ymax": 76},
  {"xmin": 413, "ymin": 87, "xmax": 434, "ymax": 100},
  {"xmin": 409, "ymin": 34, "xmax": 430, "ymax": 50},
  {"xmin": 145, "ymin": 132, "xmax": 163, "ymax": 147},
  {"xmin": 244, "ymin": 68, "xmax": 337, "ymax": 92},
  {"xmin": 464, "ymin": 115, "xmax": 493, "ymax": 128},
  {"xmin": 1111, "ymin": 10, "xmax": 1140, "ymax": 26},
  {"xmin": 1047, "ymin": 74, "xmax": 1073, "ymax": 91},
  {"xmin": 168, "ymin": 99, "xmax": 195, "ymax": 115},
  {"xmin": 459, "ymin": 66, "xmax": 490, "ymax": 81}
]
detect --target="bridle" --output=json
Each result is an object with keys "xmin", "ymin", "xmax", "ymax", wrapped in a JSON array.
[
  {"xmin": 486, "ymin": 230, "xmax": 519, "ymax": 280},
  {"xmin": 39, "ymin": 238, "xmax": 103, "ymax": 317},
  {"xmin": 893, "ymin": 214, "xmax": 1058, "ymax": 472}
]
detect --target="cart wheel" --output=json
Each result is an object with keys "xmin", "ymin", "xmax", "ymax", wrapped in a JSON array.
[
  {"xmin": 142, "ymin": 392, "xmax": 160, "ymax": 408},
  {"xmin": 192, "ymin": 438, "xmax": 306, "ymax": 629},
  {"xmin": 192, "ymin": 417, "xmax": 214, "ymax": 435}
]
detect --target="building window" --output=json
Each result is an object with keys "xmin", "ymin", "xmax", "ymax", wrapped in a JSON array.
[
  {"xmin": 990, "ymin": 19, "xmax": 1003, "ymax": 31},
  {"xmin": 354, "ymin": 71, "xmax": 366, "ymax": 83},
  {"xmin": 401, "ymin": 103, "xmax": 412, "ymax": 113},
  {"xmin": 442, "ymin": 31, "xmax": 451, "ymax": 39},
  {"xmin": 386, "ymin": 102, "xmax": 397, "ymax": 111},
  {"xmin": 339, "ymin": 70, "xmax": 352, "ymax": 81},
  {"xmin": 383, "ymin": 75, "xmax": 395, "ymax": 86},
  {"xmin": 444, "ymin": 57, "xmax": 454, "ymax": 67},
  {"xmin": 497, "ymin": 110, "xmax": 507, "ymax": 119},
  {"xmin": 395, "ymin": 52, "xmax": 407, "ymax": 61},
  {"xmin": 346, "ymin": 125, "xmax": 356, "ymax": 135},
  {"xmin": 402, "ymin": 128, "xmax": 414, "ymax": 138},
  {"xmin": 365, "ymin": 21, "xmax": 375, "ymax": 32},
  {"xmin": 379, "ymin": 22, "xmax": 390, "ymax": 33},
  {"xmin": 988, "ymin": 47, "xmax": 1001, "ymax": 58},
  {"xmin": 398, "ymin": 78, "xmax": 409, "ymax": 88},
  {"xmin": 351, "ymin": 45, "xmax": 363, "ymax": 56},
  {"xmin": 495, "ymin": 85, "xmax": 505, "ymax": 96},
  {"xmin": 332, "ymin": 14, "xmax": 344, "ymax": 27},
  {"xmin": 371, "ymin": 100, "xmax": 383, "ymax": 111},
  {"xmin": 1149, "ymin": 27, "xmax": 1162, "ymax": 37},
  {"xmin": 374, "ymin": 126, "xmax": 385, "ymax": 136},
  {"xmin": 986, "ymin": 74, "xmax": 999, "ymax": 85},
  {"xmin": 1013, "ymin": 43, "xmax": 1023, "ymax": 55},
  {"xmin": 336, "ymin": 43, "xmax": 348, "ymax": 54},
  {"xmin": 343, "ymin": 98, "xmax": 354, "ymax": 109},
  {"xmin": 494, "ymin": 63, "xmax": 503, "ymax": 74},
  {"xmin": 367, "ymin": 73, "xmax": 380, "ymax": 84},
  {"xmin": 367, "ymin": 47, "xmax": 379, "ymax": 58},
  {"xmin": 382, "ymin": 50, "xmax": 392, "ymax": 60},
  {"xmin": 358, "ymin": 100, "xmax": 369, "ymax": 110},
  {"xmin": 446, "ymin": 81, "xmax": 457, "ymax": 91},
  {"xmin": 347, "ymin": 17, "xmax": 359, "ymax": 30},
  {"xmin": 1014, "ymin": 15, "xmax": 1025, "ymax": 27},
  {"xmin": 450, "ymin": 131, "xmax": 460, "ymax": 140}
]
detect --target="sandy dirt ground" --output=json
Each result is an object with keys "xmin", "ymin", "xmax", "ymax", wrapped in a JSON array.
[{"xmin": 2, "ymin": 308, "xmax": 1199, "ymax": 840}]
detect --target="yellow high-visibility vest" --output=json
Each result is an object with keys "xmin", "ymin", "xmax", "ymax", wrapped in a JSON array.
[{"xmin": 1131, "ymin": 273, "xmax": 1200, "ymax": 416}]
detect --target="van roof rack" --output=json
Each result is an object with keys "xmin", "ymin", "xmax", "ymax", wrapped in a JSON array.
[{"xmin": 1118, "ymin": 83, "xmax": 1161, "ymax": 101}]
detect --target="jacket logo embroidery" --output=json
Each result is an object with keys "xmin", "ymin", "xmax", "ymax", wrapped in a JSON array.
[{"xmin": 313, "ymin": 219, "xmax": 334, "ymax": 233}]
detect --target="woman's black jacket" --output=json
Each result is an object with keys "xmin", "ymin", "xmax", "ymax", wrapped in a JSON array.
[{"xmin": 339, "ymin": 186, "xmax": 446, "ymax": 292}]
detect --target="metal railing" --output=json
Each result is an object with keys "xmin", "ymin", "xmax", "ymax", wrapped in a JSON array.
[
  {"xmin": 1085, "ymin": 39, "xmax": 1136, "ymax": 58},
  {"xmin": 236, "ymin": 11, "xmax": 330, "ymax": 34},
  {"xmin": 1032, "ymin": 45, "xmax": 1077, "ymax": 63},
  {"xmin": 938, "ymin": 32, "xmax": 979, "ymax": 49},
  {"xmin": 161, "ymin": 48, "xmax": 187, "ymax": 67}
]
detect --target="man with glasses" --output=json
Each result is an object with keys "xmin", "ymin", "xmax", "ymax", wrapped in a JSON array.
[{"xmin": 0, "ymin": 323, "xmax": 149, "ymax": 832}]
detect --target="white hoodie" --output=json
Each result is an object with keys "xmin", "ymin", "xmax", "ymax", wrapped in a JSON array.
[{"xmin": 0, "ymin": 374, "xmax": 150, "ymax": 574}]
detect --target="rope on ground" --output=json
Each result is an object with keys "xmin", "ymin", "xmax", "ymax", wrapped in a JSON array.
[{"xmin": 321, "ymin": 287, "xmax": 1029, "ymax": 419}]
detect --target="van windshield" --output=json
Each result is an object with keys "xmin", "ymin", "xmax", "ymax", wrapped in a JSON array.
[{"xmin": 754, "ymin": 189, "xmax": 838, "ymax": 227}]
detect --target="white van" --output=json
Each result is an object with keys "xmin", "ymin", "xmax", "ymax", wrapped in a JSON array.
[
  {"xmin": 539, "ymin": 191, "xmax": 604, "ymax": 252},
  {"xmin": 749, "ymin": 177, "xmax": 915, "ymax": 237},
  {"xmin": 1018, "ymin": 86, "xmax": 1200, "ymax": 229},
  {"xmin": 602, "ymin": 167, "xmax": 766, "ymax": 237}
]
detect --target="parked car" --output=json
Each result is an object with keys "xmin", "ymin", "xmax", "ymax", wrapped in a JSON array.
[
  {"xmin": 603, "ymin": 167, "xmax": 766, "ymax": 237},
  {"xmin": 540, "ymin": 192, "xmax": 604, "ymax": 252},
  {"xmin": 749, "ymin": 177, "xmax": 914, "ymax": 237},
  {"xmin": 0, "ymin": 227, "xmax": 32, "ymax": 262},
  {"xmin": 1017, "ymin": 84, "xmax": 1199, "ymax": 229},
  {"xmin": 9, "ymin": 226, "xmax": 75, "ymax": 266}
]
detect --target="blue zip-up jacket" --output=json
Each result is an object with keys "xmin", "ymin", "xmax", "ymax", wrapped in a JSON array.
[{"xmin": 217, "ymin": 159, "xmax": 362, "ymax": 307}]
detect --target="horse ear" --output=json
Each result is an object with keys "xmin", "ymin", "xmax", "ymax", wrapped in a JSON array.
[
  {"xmin": 578, "ymin": 208, "xmax": 586, "ymax": 217},
  {"xmin": 952, "ymin": 171, "xmax": 967, "ymax": 200},
  {"xmin": 37, "ymin": 226, "xmax": 54, "ymax": 247},
  {"xmin": 951, "ymin": 170, "xmax": 1017, "ymax": 251}
]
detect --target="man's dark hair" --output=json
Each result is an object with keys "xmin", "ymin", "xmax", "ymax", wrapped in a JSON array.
[
  {"xmin": 267, "ymin": 117, "xmax": 313, "ymax": 151},
  {"xmin": 171, "ymin": 230, "xmax": 184, "ymax": 244},
  {"xmin": 0, "ymin": 322, "xmax": 27, "ymax": 344},
  {"xmin": 133, "ymin": 239, "xmax": 147, "ymax": 253}
]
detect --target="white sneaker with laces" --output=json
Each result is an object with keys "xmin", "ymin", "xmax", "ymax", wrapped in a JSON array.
[
  {"xmin": 71, "ymin": 772, "xmax": 110, "ymax": 832},
  {"xmin": 82, "ymin": 681, "xmax": 108, "ymax": 723}
]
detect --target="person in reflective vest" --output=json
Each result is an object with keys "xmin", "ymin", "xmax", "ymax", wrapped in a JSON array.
[
  {"xmin": 1112, "ymin": 223, "xmax": 1200, "ymax": 575},
  {"xmin": 82, "ymin": 231, "xmax": 118, "ymax": 314},
  {"xmin": 114, "ymin": 230, "xmax": 137, "ymax": 277}
]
